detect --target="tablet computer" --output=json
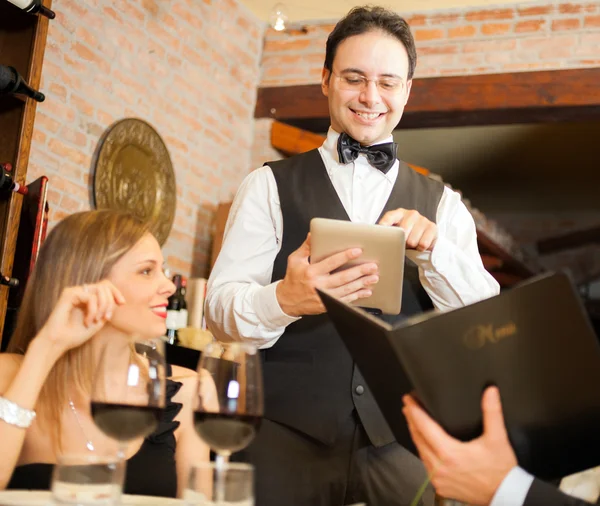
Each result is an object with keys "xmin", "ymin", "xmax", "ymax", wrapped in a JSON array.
[
  {"xmin": 310, "ymin": 217, "xmax": 405, "ymax": 315},
  {"xmin": 318, "ymin": 272, "xmax": 600, "ymax": 480}
]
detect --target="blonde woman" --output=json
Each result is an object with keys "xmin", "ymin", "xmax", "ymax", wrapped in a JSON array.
[{"xmin": 0, "ymin": 210, "xmax": 210, "ymax": 497}]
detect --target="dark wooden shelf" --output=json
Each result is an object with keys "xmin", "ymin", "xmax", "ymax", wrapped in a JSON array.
[
  {"xmin": 0, "ymin": 95, "xmax": 27, "ymax": 105},
  {"xmin": 0, "ymin": 0, "xmax": 52, "ymax": 339}
]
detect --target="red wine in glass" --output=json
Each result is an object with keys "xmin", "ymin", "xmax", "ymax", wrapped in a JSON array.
[
  {"xmin": 194, "ymin": 342, "xmax": 264, "ymax": 502},
  {"xmin": 91, "ymin": 338, "xmax": 167, "ymax": 451}
]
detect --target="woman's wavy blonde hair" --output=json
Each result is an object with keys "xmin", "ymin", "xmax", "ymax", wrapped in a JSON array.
[{"xmin": 8, "ymin": 209, "xmax": 150, "ymax": 447}]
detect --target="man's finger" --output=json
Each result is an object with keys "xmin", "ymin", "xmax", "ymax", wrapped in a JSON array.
[
  {"xmin": 403, "ymin": 405, "xmax": 439, "ymax": 470},
  {"xmin": 418, "ymin": 226, "xmax": 438, "ymax": 252},
  {"xmin": 379, "ymin": 208, "xmax": 406, "ymax": 227},
  {"xmin": 398, "ymin": 212, "xmax": 420, "ymax": 240},
  {"xmin": 405, "ymin": 221, "xmax": 428, "ymax": 250},
  {"xmin": 340, "ymin": 288, "xmax": 373, "ymax": 303},
  {"xmin": 481, "ymin": 386, "xmax": 509, "ymax": 441},
  {"xmin": 312, "ymin": 247, "xmax": 362, "ymax": 275},
  {"xmin": 326, "ymin": 263, "xmax": 378, "ymax": 289}
]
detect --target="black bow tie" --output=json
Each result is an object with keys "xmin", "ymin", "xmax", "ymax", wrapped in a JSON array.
[{"xmin": 336, "ymin": 132, "xmax": 398, "ymax": 174}]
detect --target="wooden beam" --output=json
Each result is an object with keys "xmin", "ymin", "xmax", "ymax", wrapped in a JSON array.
[
  {"xmin": 255, "ymin": 68, "xmax": 600, "ymax": 131},
  {"xmin": 270, "ymin": 120, "xmax": 430, "ymax": 176},
  {"xmin": 271, "ymin": 121, "xmax": 325, "ymax": 155},
  {"xmin": 537, "ymin": 225, "xmax": 600, "ymax": 255}
]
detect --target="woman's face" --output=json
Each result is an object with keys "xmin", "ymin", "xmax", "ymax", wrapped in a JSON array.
[{"xmin": 107, "ymin": 233, "xmax": 176, "ymax": 339}]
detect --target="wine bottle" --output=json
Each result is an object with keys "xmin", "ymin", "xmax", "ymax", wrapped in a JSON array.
[
  {"xmin": 0, "ymin": 65, "xmax": 45, "ymax": 103},
  {"xmin": 5, "ymin": 0, "xmax": 55, "ymax": 19},
  {"xmin": 0, "ymin": 274, "xmax": 19, "ymax": 288},
  {"xmin": 0, "ymin": 166, "xmax": 28, "ymax": 196},
  {"xmin": 178, "ymin": 277, "xmax": 189, "ymax": 329},
  {"xmin": 165, "ymin": 274, "xmax": 182, "ymax": 345}
]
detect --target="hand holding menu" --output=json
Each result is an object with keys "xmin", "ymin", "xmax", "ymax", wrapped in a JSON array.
[{"xmin": 319, "ymin": 272, "xmax": 600, "ymax": 480}]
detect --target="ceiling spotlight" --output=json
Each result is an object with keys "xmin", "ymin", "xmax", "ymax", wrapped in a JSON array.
[{"xmin": 270, "ymin": 3, "xmax": 288, "ymax": 31}]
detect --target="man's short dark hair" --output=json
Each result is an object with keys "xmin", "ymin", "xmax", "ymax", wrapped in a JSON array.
[{"xmin": 324, "ymin": 6, "xmax": 417, "ymax": 80}]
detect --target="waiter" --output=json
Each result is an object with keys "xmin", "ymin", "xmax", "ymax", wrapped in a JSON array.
[{"xmin": 206, "ymin": 5, "xmax": 499, "ymax": 505}]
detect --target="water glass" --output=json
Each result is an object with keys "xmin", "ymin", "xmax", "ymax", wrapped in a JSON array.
[
  {"xmin": 51, "ymin": 454, "xmax": 124, "ymax": 506},
  {"xmin": 184, "ymin": 462, "xmax": 254, "ymax": 506}
]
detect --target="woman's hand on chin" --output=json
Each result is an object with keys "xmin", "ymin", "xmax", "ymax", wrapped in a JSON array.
[{"xmin": 36, "ymin": 280, "xmax": 126, "ymax": 357}]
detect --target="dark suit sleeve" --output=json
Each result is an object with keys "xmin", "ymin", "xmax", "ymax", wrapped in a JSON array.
[{"xmin": 524, "ymin": 478, "xmax": 594, "ymax": 506}]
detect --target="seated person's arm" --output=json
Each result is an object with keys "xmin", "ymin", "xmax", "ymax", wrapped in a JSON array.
[
  {"xmin": 0, "ymin": 350, "xmax": 50, "ymax": 489},
  {"xmin": 0, "ymin": 282, "xmax": 123, "ymax": 489}
]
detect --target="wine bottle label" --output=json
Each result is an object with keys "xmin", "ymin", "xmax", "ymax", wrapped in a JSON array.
[
  {"xmin": 178, "ymin": 309, "xmax": 188, "ymax": 329},
  {"xmin": 165, "ymin": 310, "xmax": 179, "ymax": 330},
  {"xmin": 8, "ymin": 0, "xmax": 34, "ymax": 10}
]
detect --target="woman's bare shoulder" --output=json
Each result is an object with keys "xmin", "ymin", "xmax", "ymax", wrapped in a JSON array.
[
  {"xmin": 169, "ymin": 365, "xmax": 197, "ymax": 383},
  {"xmin": 169, "ymin": 365, "xmax": 197, "ymax": 398}
]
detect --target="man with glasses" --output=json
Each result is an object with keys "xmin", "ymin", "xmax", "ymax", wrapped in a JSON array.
[{"xmin": 206, "ymin": 6, "xmax": 499, "ymax": 506}]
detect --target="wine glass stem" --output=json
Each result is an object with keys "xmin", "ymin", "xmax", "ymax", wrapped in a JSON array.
[
  {"xmin": 117, "ymin": 443, "xmax": 127, "ymax": 460},
  {"xmin": 215, "ymin": 452, "xmax": 230, "ymax": 504}
]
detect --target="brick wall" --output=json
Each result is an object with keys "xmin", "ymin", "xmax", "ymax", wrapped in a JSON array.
[
  {"xmin": 28, "ymin": 0, "xmax": 264, "ymax": 277},
  {"xmin": 260, "ymin": 0, "xmax": 600, "ymax": 86},
  {"xmin": 252, "ymin": 0, "xmax": 600, "ymax": 171}
]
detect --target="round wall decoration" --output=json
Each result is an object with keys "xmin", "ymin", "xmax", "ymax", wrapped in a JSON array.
[{"xmin": 92, "ymin": 118, "xmax": 176, "ymax": 245}]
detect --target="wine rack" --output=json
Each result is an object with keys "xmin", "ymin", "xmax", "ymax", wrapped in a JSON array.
[{"xmin": 0, "ymin": 0, "xmax": 52, "ymax": 339}]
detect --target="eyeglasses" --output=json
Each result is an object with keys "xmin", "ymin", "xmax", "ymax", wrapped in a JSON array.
[{"xmin": 331, "ymin": 71, "xmax": 406, "ymax": 94}]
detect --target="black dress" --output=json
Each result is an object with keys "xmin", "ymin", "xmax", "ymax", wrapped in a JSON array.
[{"xmin": 7, "ymin": 376, "xmax": 183, "ymax": 498}]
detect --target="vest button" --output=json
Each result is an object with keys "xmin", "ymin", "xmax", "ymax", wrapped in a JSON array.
[{"xmin": 355, "ymin": 385, "xmax": 365, "ymax": 395}]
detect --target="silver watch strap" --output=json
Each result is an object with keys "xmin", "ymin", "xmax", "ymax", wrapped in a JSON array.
[{"xmin": 0, "ymin": 396, "xmax": 36, "ymax": 428}]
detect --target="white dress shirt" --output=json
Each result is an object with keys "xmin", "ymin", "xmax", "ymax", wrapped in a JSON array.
[
  {"xmin": 490, "ymin": 467, "xmax": 536, "ymax": 506},
  {"xmin": 206, "ymin": 128, "xmax": 500, "ymax": 348},
  {"xmin": 491, "ymin": 465, "xmax": 600, "ymax": 506}
]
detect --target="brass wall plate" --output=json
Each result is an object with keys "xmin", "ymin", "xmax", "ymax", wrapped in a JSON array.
[{"xmin": 92, "ymin": 118, "xmax": 176, "ymax": 245}]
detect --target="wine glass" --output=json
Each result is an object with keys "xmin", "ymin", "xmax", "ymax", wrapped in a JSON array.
[
  {"xmin": 90, "ymin": 337, "xmax": 167, "ymax": 460},
  {"xmin": 194, "ymin": 341, "xmax": 263, "ymax": 503}
]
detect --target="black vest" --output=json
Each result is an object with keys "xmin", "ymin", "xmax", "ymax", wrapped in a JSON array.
[{"xmin": 263, "ymin": 149, "xmax": 444, "ymax": 448}]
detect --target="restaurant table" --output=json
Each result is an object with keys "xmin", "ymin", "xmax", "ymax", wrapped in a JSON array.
[{"xmin": 0, "ymin": 491, "xmax": 183, "ymax": 505}]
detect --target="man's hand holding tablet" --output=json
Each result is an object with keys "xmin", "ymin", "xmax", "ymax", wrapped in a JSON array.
[{"xmin": 275, "ymin": 231, "xmax": 380, "ymax": 317}]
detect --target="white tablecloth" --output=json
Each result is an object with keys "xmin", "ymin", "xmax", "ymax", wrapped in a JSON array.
[{"xmin": 0, "ymin": 490, "xmax": 183, "ymax": 506}]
